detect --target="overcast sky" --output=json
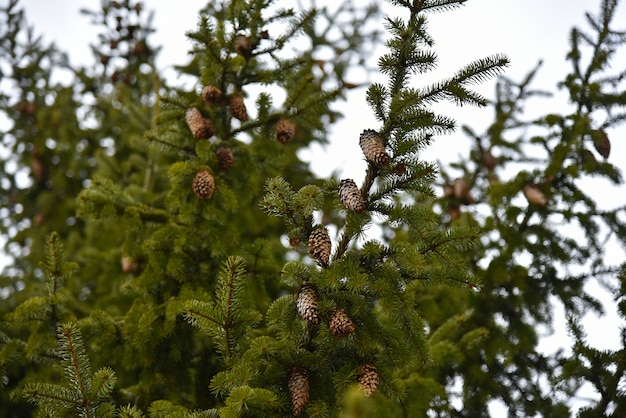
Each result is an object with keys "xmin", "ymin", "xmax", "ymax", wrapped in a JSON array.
[{"xmin": 12, "ymin": 0, "xmax": 626, "ymax": 412}]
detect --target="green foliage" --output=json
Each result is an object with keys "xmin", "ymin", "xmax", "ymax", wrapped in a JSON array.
[
  {"xmin": 2, "ymin": 0, "xmax": 626, "ymax": 416},
  {"xmin": 20, "ymin": 323, "xmax": 117, "ymax": 418}
]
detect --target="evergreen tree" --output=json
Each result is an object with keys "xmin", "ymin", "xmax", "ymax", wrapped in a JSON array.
[
  {"xmin": 1, "ymin": 0, "xmax": 625, "ymax": 417},
  {"xmin": 433, "ymin": 0, "xmax": 626, "ymax": 415}
]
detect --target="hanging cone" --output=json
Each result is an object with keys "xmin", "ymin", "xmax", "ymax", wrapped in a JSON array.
[
  {"xmin": 288, "ymin": 367, "xmax": 309, "ymax": 416},
  {"xmin": 359, "ymin": 129, "xmax": 391, "ymax": 167},
  {"xmin": 296, "ymin": 283, "xmax": 320, "ymax": 326},
  {"xmin": 192, "ymin": 170, "xmax": 215, "ymax": 199},
  {"xmin": 591, "ymin": 129, "xmax": 611, "ymax": 159},
  {"xmin": 523, "ymin": 184, "xmax": 547, "ymax": 207},
  {"xmin": 328, "ymin": 307, "xmax": 355, "ymax": 337},
  {"xmin": 229, "ymin": 95, "xmax": 249, "ymax": 121},
  {"xmin": 235, "ymin": 35, "xmax": 253, "ymax": 58},
  {"xmin": 202, "ymin": 85, "xmax": 222, "ymax": 105},
  {"xmin": 357, "ymin": 364, "xmax": 380, "ymax": 397},
  {"xmin": 308, "ymin": 226, "xmax": 331, "ymax": 265},
  {"xmin": 276, "ymin": 118, "xmax": 296, "ymax": 144},
  {"xmin": 453, "ymin": 178, "xmax": 474, "ymax": 205},
  {"xmin": 482, "ymin": 150, "xmax": 497, "ymax": 171},
  {"xmin": 185, "ymin": 107, "xmax": 214, "ymax": 139},
  {"xmin": 338, "ymin": 179, "xmax": 365, "ymax": 213},
  {"xmin": 216, "ymin": 147, "xmax": 234, "ymax": 170},
  {"xmin": 288, "ymin": 230, "xmax": 301, "ymax": 248}
]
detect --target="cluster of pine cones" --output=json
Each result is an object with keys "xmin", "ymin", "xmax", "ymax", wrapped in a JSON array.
[
  {"xmin": 292, "ymin": 281, "xmax": 379, "ymax": 415},
  {"xmin": 288, "ymin": 363, "xmax": 380, "ymax": 416},
  {"xmin": 286, "ymin": 129, "xmax": 395, "ymax": 414},
  {"xmin": 187, "ymin": 84, "xmax": 298, "ymax": 200}
]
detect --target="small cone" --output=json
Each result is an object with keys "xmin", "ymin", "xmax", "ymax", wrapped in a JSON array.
[
  {"xmin": 192, "ymin": 170, "xmax": 215, "ymax": 199},
  {"xmin": 202, "ymin": 85, "xmax": 222, "ymax": 105},
  {"xmin": 216, "ymin": 147, "xmax": 234, "ymax": 170},
  {"xmin": 328, "ymin": 307, "xmax": 355, "ymax": 337},
  {"xmin": 229, "ymin": 95, "xmax": 249, "ymax": 121},
  {"xmin": 357, "ymin": 364, "xmax": 380, "ymax": 397},
  {"xmin": 185, "ymin": 107, "xmax": 214, "ymax": 139},
  {"xmin": 592, "ymin": 129, "xmax": 611, "ymax": 159},
  {"xmin": 523, "ymin": 184, "xmax": 547, "ymax": 207},
  {"xmin": 121, "ymin": 256, "xmax": 137, "ymax": 274},
  {"xmin": 338, "ymin": 179, "xmax": 365, "ymax": 213},
  {"xmin": 276, "ymin": 118, "xmax": 296, "ymax": 144},
  {"xmin": 296, "ymin": 284, "xmax": 320, "ymax": 326},
  {"xmin": 235, "ymin": 35, "xmax": 253, "ymax": 58},
  {"xmin": 288, "ymin": 367, "xmax": 309, "ymax": 416},
  {"xmin": 453, "ymin": 178, "xmax": 474, "ymax": 205},
  {"xmin": 308, "ymin": 226, "xmax": 331, "ymax": 265},
  {"xmin": 482, "ymin": 150, "xmax": 497, "ymax": 171},
  {"xmin": 359, "ymin": 129, "xmax": 391, "ymax": 167},
  {"xmin": 288, "ymin": 231, "xmax": 301, "ymax": 248}
]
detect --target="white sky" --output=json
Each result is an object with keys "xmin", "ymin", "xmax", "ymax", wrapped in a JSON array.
[{"xmin": 11, "ymin": 0, "xmax": 626, "ymax": 414}]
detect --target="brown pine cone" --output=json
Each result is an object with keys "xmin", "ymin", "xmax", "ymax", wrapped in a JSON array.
[
  {"xmin": 359, "ymin": 129, "xmax": 391, "ymax": 167},
  {"xmin": 328, "ymin": 307, "xmax": 355, "ymax": 338},
  {"xmin": 216, "ymin": 147, "xmax": 234, "ymax": 170},
  {"xmin": 357, "ymin": 364, "xmax": 380, "ymax": 396},
  {"xmin": 523, "ymin": 184, "xmax": 547, "ymax": 207},
  {"xmin": 192, "ymin": 170, "xmax": 215, "ymax": 199},
  {"xmin": 235, "ymin": 35, "xmax": 253, "ymax": 58},
  {"xmin": 229, "ymin": 95, "xmax": 249, "ymax": 121},
  {"xmin": 308, "ymin": 226, "xmax": 331, "ymax": 265},
  {"xmin": 296, "ymin": 283, "xmax": 320, "ymax": 326},
  {"xmin": 202, "ymin": 85, "xmax": 222, "ymax": 105},
  {"xmin": 592, "ymin": 129, "xmax": 611, "ymax": 159},
  {"xmin": 288, "ymin": 367, "xmax": 309, "ymax": 416},
  {"xmin": 338, "ymin": 179, "xmax": 365, "ymax": 213},
  {"xmin": 185, "ymin": 107, "xmax": 214, "ymax": 139},
  {"xmin": 276, "ymin": 118, "xmax": 296, "ymax": 144}
]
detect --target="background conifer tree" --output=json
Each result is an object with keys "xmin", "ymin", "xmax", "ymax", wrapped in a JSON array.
[{"xmin": 1, "ymin": 0, "xmax": 625, "ymax": 417}]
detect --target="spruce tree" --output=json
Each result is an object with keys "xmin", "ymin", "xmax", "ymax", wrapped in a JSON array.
[
  {"xmin": 2, "ymin": 0, "xmax": 626, "ymax": 417},
  {"xmin": 432, "ymin": 0, "xmax": 626, "ymax": 415}
]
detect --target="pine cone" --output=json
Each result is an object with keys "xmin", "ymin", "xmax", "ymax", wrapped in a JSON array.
[
  {"xmin": 357, "ymin": 364, "xmax": 380, "ymax": 397},
  {"xmin": 192, "ymin": 170, "xmax": 215, "ymax": 199},
  {"xmin": 229, "ymin": 95, "xmax": 249, "ymax": 121},
  {"xmin": 592, "ymin": 129, "xmax": 611, "ymax": 159},
  {"xmin": 338, "ymin": 179, "xmax": 365, "ymax": 213},
  {"xmin": 328, "ymin": 307, "xmax": 355, "ymax": 337},
  {"xmin": 288, "ymin": 367, "xmax": 309, "ymax": 416},
  {"xmin": 296, "ymin": 284, "xmax": 320, "ymax": 326},
  {"xmin": 308, "ymin": 226, "xmax": 331, "ymax": 265},
  {"xmin": 216, "ymin": 147, "xmax": 234, "ymax": 170},
  {"xmin": 185, "ymin": 107, "xmax": 214, "ymax": 139},
  {"xmin": 202, "ymin": 85, "xmax": 222, "ymax": 105},
  {"xmin": 359, "ymin": 129, "xmax": 391, "ymax": 167},
  {"xmin": 276, "ymin": 118, "xmax": 296, "ymax": 144},
  {"xmin": 453, "ymin": 178, "xmax": 474, "ymax": 205},
  {"xmin": 235, "ymin": 35, "xmax": 253, "ymax": 58},
  {"xmin": 523, "ymin": 184, "xmax": 547, "ymax": 207},
  {"xmin": 482, "ymin": 150, "xmax": 497, "ymax": 171},
  {"xmin": 288, "ymin": 232, "xmax": 301, "ymax": 248}
]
